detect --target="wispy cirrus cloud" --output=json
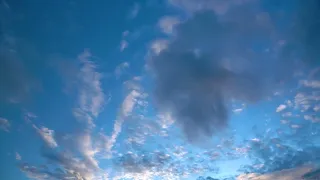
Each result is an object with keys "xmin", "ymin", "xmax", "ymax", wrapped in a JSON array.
[
  {"xmin": 103, "ymin": 89, "xmax": 141, "ymax": 158},
  {"xmin": 72, "ymin": 49, "xmax": 106, "ymax": 128},
  {"xmin": 20, "ymin": 131, "xmax": 109, "ymax": 180},
  {"xmin": 33, "ymin": 125, "xmax": 58, "ymax": 148}
]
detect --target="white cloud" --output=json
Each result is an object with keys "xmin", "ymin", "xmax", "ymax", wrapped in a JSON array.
[
  {"xmin": 0, "ymin": 117, "xmax": 10, "ymax": 132},
  {"xmin": 15, "ymin": 152, "xmax": 21, "ymax": 160},
  {"xmin": 233, "ymin": 108, "xmax": 243, "ymax": 113},
  {"xmin": 73, "ymin": 49, "xmax": 105, "ymax": 128},
  {"xmin": 115, "ymin": 62, "xmax": 130, "ymax": 78},
  {"xmin": 77, "ymin": 133, "xmax": 100, "ymax": 170},
  {"xmin": 276, "ymin": 104, "xmax": 286, "ymax": 112},
  {"xmin": 120, "ymin": 40, "xmax": 128, "ymax": 52},
  {"xmin": 33, "ymin": 125, "xmax": 58, "ymax": 148},
  {"xmin": 150, "ymin": 39, "xmax": 168, "ymax": 55},
  {"xmin": 158, "ymin": 16, "xmax": 180, "ymax": 34},
  {"xmin": 104, "ymin": 90, "xmax": 140, "ymax": 158}
]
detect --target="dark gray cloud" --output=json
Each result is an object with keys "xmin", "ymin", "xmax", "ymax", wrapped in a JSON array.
[
  {"xmin": 151, "ymin": 10, "xmax": 283, "ymax": 142},
  {"xmin": 151, "ymin": 1, "xmax": 320, "ymax": 142}
]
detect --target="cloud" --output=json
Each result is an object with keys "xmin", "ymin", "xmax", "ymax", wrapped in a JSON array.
[
  {"xmin": 33, "ymin": 125, "xmax": 58, "ymax": 148},
  {"xmin": 300, "ymin": 80, "xmax": 320, "ymax": 88},
  {"xmin": 150, "ymin": 10, "xmax": 284, "ymax": 142},
  {"xmin": 120, "ymin": 40, "xmax": 128, "ymax": 52},
  {"xmin": 0, "ymin": 117, "xmax": 10, "ymax": 132},
  {"xmin": 150, "ymin": 39, "xmax": 168, "ymax": 55},
  {"xmin": 15, "ymin": 152, "xmax": 21, "ymax": 160},
  {"xmin": 103, "ymin": 90, "xmax": 141, "ymax": 158},
  {"xmin": 276, "ymin": 104, "xmax": 287, "ymax": 112},
  {"xmin": 237, "ymin": 165, "xmax": 315, "ymax": 180},
  {"xmin": 20, "ymin": 131, "xmax": 109, "ymax": 180},
  {"xmin": 71, "ymin": 49, "xmax": 105, "ymax": 128},
  {"xmin": 115, "ymin": 62, "xmax": 130, "ymax": 78},
  {"xmin": 233, "ymin": 108, "xmax": 243, "ymax": 113},
  {"xmin": 158, "ymin": 16, "xmax": 180, "ymax": 34}
]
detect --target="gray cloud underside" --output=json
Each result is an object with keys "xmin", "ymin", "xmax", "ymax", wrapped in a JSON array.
[{"xmin": 151, "ymin": 0, "xmax": 320, "ymax": 142}]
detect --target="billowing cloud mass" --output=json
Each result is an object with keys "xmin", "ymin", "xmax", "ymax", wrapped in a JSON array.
[
  {"xmin": 151, "ymin": 10, "xmax": 280, "ymax": 142},
  {"xmin": 151, "ymin": 0, "xmax": 320, "ymax": 142}
]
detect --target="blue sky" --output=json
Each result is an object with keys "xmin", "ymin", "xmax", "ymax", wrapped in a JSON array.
[{"xmin": 0, "ymin": 0, "xmax": 320, "ymax": 180}]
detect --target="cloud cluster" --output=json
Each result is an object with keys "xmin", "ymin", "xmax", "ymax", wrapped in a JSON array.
[
  {"xmin": 20, "ymin": 131, "xmax": 108, "ymax": 180},
  {"xmin": 151, "ymin": 0, "xmax": 320, "ymax": 142},
  {"xmin": 151, "ymin": 9, "xmax": 282, "ymax": 142}
]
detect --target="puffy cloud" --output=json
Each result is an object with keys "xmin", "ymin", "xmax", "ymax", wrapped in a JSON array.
[
  {"xmin": 150, "ymin": 10, "xmax": 283, "ymax": 142},
  {"xmin": 33, "ymin": 125, "xmax": 58, "ymax": 148},
  {"xmin": 0, "ymin": 117, "xmax": 10, "ymax": 132},
  {"xmin": 158, "ymin": 16, "xmax": 180, "ymax": 34},
  {"xmin": 150, "ymin": 39, "xmax": 168, "ymax": 55},
  {"xmin": 276, "ymin": 104, "xmax": 287, "ymax": 112}
]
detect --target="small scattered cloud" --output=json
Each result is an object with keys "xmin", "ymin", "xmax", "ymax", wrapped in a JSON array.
[
  {"xmin": 276, "ymin": 104, "xmax": 286, "ymax": 112},
  {"xmin": 33, "ymin": 125, "xmax": 58, "ymax": 148},
  {"xmin": 120, "ymin": 40, "xmax": 128, "ymax": 52},
  {"xmin": 0, "ymin": 117, "xmax": 10, "ymax": 132},
  {"xmin": 15, "ymin": 152, "xmax": 21, "ymax": 160},
  {"xmin": 158, "ymin": 16, "xmax": 180, "ymax": 34},
  {"xmin": 115, "ymin": 62, "xmax": 130, "ymax": 78},
  {"xmin": 233, "ymin": 108, "xmax": 243, "ymax": 113}
]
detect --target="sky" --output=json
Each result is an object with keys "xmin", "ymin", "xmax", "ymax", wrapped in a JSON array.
[{"xmin": 0, "ymin": 0, "xmax": 320, "ymax": 180}]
